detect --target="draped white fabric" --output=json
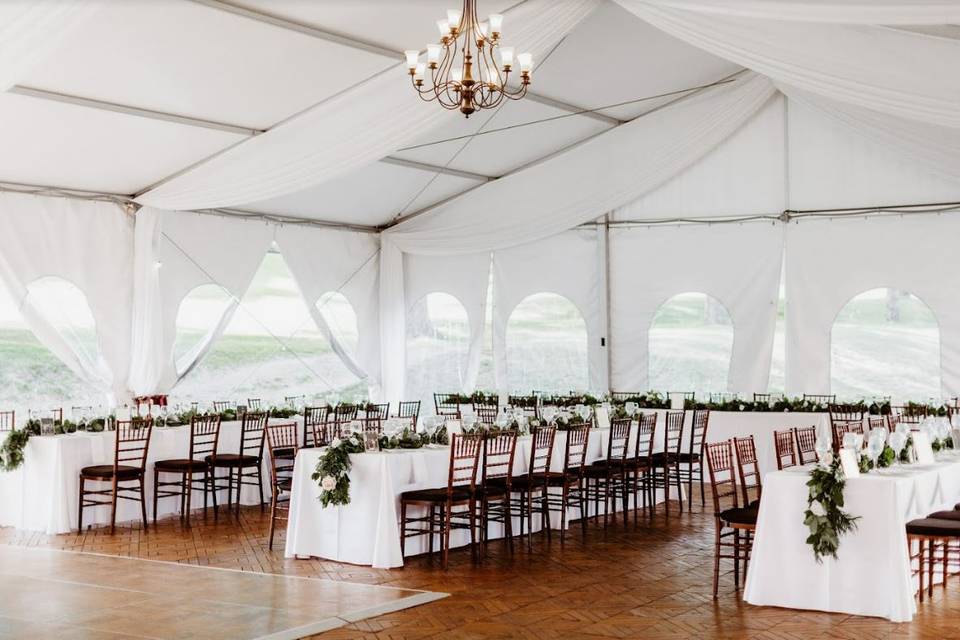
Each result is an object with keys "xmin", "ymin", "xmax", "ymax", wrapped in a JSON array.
[
  {"xmin": 128, "ymin": 209, "xmax": 274, "ymax": 394},
  {"xmin": 404, "ymin": 251, "xmax": 491, "ymax": 398},
  {"xmin": 0, "ymin": 0, "xmax": 102, "ymax": 91},
  {"xmin": 785, "ymin": 215, "xmax": 960, "ymax": 398},
  {"xmin": 647, "ymin": 0, "xmax": 960, "ymax": 23},
  {"xmin": 274, "ymin": 225, "xmax": 381, "ymax": 394},
  {"xmin": 386, "ymin": 73, "xmax": 776, "ymax": 254},
  {"xmin": 134, "ymin": 0, "xmax": 600, "ymax": 211},
  {"xmin": 621, "ymin": 1, "xmax": 960, "ymax": 128},
  {"xmin": 493, "ymin": 230, "xmax": 604, "ymax": 394},
  {"xmin": 609, "ymin": 222, "xmax": 783, "ymax": 394},
  {"xmin": 0, "ymin": 193, "xmax": 133, "ymax": 402}
]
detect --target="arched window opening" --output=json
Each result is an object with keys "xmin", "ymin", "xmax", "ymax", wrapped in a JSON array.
[
  {"xmin": 649, "ymin": 292, "xmax": 733, "ymax": 395},
  {"xmin": 316, "ymin": 291, "xmax": 359, "ymax": 357},
  {"xmin": 173, "ymin": 284, "xmax": 233, "ymax": 375},
  {"xmin": 406, "ymin": 292, "xmax": 471, "ymax": 411},
  {"xmin": 173, "ymin": 253, "xmax": 365, "ymax": 406},
  {"xmin": 505, "ymin": 293, "xmax": 588, "ymax": 394},
  {"xmin": 831, "ymin": 288, "xmax": 939, "ymax": 402}
]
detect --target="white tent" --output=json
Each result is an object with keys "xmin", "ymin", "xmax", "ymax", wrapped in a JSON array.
[{"xmin": 1, "ymin": 0, "xmax": 959, "ymax": 411}]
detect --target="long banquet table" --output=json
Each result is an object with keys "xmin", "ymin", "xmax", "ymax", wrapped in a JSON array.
[
  {"xmin": 744, "ymin": 452, "xmax": 960, "ymax": 622},
  {"xmin": 0, "ymin": 418, "xmax": 304, "ymax": 535},
  {"xmin": 284, "ymin": 410, "xmax": 830, "ymax": 568}
]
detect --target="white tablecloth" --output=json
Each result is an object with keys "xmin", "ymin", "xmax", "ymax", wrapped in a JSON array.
[
  {"xmin": 744, "ymin": 453, "xmax": 960, "ymax": 622},
  {"xmin": 0, "ymin": 419, "xmax": 304, "ymax": 534}
]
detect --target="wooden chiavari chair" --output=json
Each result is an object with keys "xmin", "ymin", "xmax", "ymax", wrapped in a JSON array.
[
  {"xmin": 626, "ymin": 412, "xmax": 657, "ymax": 523},
  {"xmin": 831, "ymin": 420, "xmax": 864, "ymax": 452},
  {"xmin": 774, "ymin": 429, "xmax": 797, "ymax": 470},
  {"xmin": 0, "ymin": 410, "xmax": 14, "ymax": 432},
  {"xmin": 753, "ymin": 393, "xmax": 771, "ymax": 403},
  {"xmin": 207, "ymin": 411, "xmax": 268, "ymax": 516},
  {"xmin": 507, "ymin": 396, "xmax": 538, "ymax": 419},
  {"xmin": 434, "ymin": 393, "xmax": 461, "ymax": 418},
  {"xmin": 803, "ymin": 393, "xmax": 836, "ymax": 406},
  {"xmin": 265, "ymin": 421, "xmax": 299, "ymax": 550},
  {"xmin": 400, "ymin": 432, "xmax": 482, "ymax": 569},
  {"xmin": 679, "ymin": 408, "xmax": 710, "ymax": 508},
  {"xmin": 733, "ymin": 436, "xmax": 762, "ymax": 508},
  {"xmin": 893, "ymin": 405, "xmax": 926, "ymax": 424},
  {"xmin": 652, "ymin": 411, "xmax": 685, "ymax": 515},
  {"xmin": 509, "ymin": 424, "xmax": 555, "ymax": 549},
  {"xmin": 829, "ymin": 403, "xmax": 864, "ymax": 424},
  {"xmin": 333, "ymin": 403, "xmax": 359, "ymax": 424},
  {"xmin": 212, "ymin": 401, "xmax": 232, "ymax": 413},
  {"xmin": 476, "ymin": 430, "xmax": 518, "ymax": 555},
  {"xmin": 360, "ymin": 403, "xmax": 390, "ymax": 433},
  {"xmin": 153, "ymin": 414, "xmax": 221, "ymax": 526},
  {"xmin": 303, "ymin": 406, "xmax": 330, "ymax": 448},
  {"xmin": 475, "ymin": 403, "xmax": 499, "ymax": 426},
  {"xmin": 78, "ymin": 418, "xmax": 152, "ymax": 534},
  {"xmin": 584, "ymin": 417, "xmax": 631, "ymax": 528},
  {"xmin": 398, "ymin": 400, "xmax": 421, "ymax": 430},
  {"xmin": 868, "ymin": 415, "xmax": 889, "ymax": 432},
  {"xmin": 247, "ymin": 398, "xmax": 262, "ymax": 410},
  {"xmin": 543, "ymin": 424, "xmax": 591, "ymax": 544},
  {"xmin": 709, "ymin": 392, "xmax": 738, "ymax": 403},
  {"xmin": 610, "ymin": 392, "xmax": 641, "ymax": 402},
  {"xmin": 50, "ymin": 408, "xmax": 63, "ymax": 424},
  {"xmin": 706, "ymin": 439, "xmax": 756, "ymax": 598},
  {"xmin": 793, "ymin": 426, "xmax": 818, "ymax": 465}
]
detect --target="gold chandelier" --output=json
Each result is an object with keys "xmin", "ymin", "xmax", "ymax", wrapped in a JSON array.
[{"xmin": 405, "ymin": 1, "xmax": 533, "ymax": 118}]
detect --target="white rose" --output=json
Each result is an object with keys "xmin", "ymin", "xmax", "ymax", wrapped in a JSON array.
[
  {"xmin": 809, "ymin": 500, "xmax": 827, "ymax": 517},
  {"xmin": 331, "ymin": 438, "xmax": 342, "ymax": 449},
  {"xmin": 321, "ymin": 475, "xmax": 337, "ymax": 491}
]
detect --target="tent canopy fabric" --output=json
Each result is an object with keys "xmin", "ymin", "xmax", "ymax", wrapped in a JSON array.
[{"xmin": 0, "ymin": 1, "xmax": 958, "ymax": 405}]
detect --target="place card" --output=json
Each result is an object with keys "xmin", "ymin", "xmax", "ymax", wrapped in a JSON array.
[
  {"xmin": 838, "ymin": 448, "xmax": 860, "ymax": 478},
  {"xmin": 913, "ymin": 431, "xmax": 935, "ymax": 464},
  {"xmin": 670, "ymin": 394, "xmax": 685, "ymax": 410},
  {"xmin": 362, "ymin": 430, "xmax": 380, "ymax": 452},
  {"xmin": 952, "ymin": 429, "xmax": 960, "ymax": 450},
  {"xmin": 595, "ymin": 406, "xmax": 610, "ymax": 431}
]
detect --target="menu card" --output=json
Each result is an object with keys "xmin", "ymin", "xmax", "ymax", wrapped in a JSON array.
[
  {"xmin": 595, "ymin": 406, "xmax": 610, "ymax": 431},
  {"xmin": 913, "ymin": 431, "xmax": 935, "ymax": 464},
  {"xmin": 838, "ymin": 448, "xmax": 860, "ymax": 478}
]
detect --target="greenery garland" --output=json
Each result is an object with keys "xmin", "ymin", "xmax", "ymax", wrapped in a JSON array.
[
  {"xmin": 312, "ymin": 433, "xmax": 365, "ymax": 507},
  {"xmin": 804, "ymin": 458, "xmax": 860, "ymax": 562},
  {"xmin": 0, "ymin": 429, "xmax": 31, "ymax": 472}
]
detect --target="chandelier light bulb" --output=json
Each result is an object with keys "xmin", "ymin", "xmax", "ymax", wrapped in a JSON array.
[
  {"xmin": 436, "ymin": 19, "xmax": 450, "ymax": 36},
  {"xmin": 488, "ymin": 13, "xmax": 503, "ymax": 35},
  {"xmin": 427, "ymin": 44, "xmax": 441, "ymax": 65},
  {"xmin": 404, "ymin": 50, "xmax": 419, "ymax": 70},
  {"xmin": 446, "ymin": 8, "xmax": 461, "ymax": 28},
  {"xmin": 499, "ymin": 46, "xmax": 514, "ymax": 69},
  {"xmin": 414, "ymin": 63, "xmax": 426, "ymax": 82},
  {"xmin": 517, "ymin": 52, "xmax": 533, "ymax": 73},
  {"xmin": 479, "ymin": 21, "xmax": 488, "ymax": 38}
]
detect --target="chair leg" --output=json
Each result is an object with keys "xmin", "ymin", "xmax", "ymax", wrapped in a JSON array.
[
  {"xmin": 152, "ymin": 469, "xmax": 159, "ymax": 525},
  {"xmin": 505, "ymin": 496, "xmax": 514, "ymax": 553},
  {"xmin": 110, "ymin": 476, "xmax": 119, "ymax": 535},
  {"xmin": 699, "ymin": 461, "xmax": 706, "ymax": 507},
  {"xmin": 664, "ymin": 465, "xmax": 670, "ymax": 517},
  {"xmin": 185, "ymin": 471, "xmax": 193, "ymax": 527},
  {"xmin": 560, "ymin": 485, "xmax": 568, "ymax": 544},
  {"xmin": 211, "ymin": 468, "xmax": 219, "ymax": 516},
  {"xmin": 579, "ymin": 482, "xmax": 587, "ymax": 539},
  {"xmin": 268, "ymin": 488, "xmax": 278, "ymax": 550},
  {"xmin": 139, "ymin": 476, "xmax": 148, "ymax": 531},
  {"xmin": 713, "ymin": 521, "xmax": 722, "ymax": 599},
  {"xmin": 77, "ymin": 477, "xmax": 85, "ymax": 533},
  {"xmin": 733, "ymin": 529, "xmax": 741, "ymax": 587},
  {"xmin": 621, "ymin": 472, "xmax": 629, "ymax": 527},
  {"xmin": 918, "ymin": 539, "xmax": 926, "ymax": 602},
  {"xmin": 687, "ymin": 460, "xmax": 693, "ymax": 512},
  {"xmin": 442, "ymin": 502, "xmax": 453, "ymax": 569},
  {"xmin": 469, "ymin": 499, "xmax": 478, "ymax": 564},
  {"xmin": 675, "ymin": 463, "xmax": 684, "ymax": 514},
  {"xmin": 257, "ymin": 465, "xmax": 265, "ymax": 512},
  {"xmin": 929, "ymin": 538, "xmax": 936, "ymax": 599},
  {"xmin": 541, "ymin": 486, "xmax": 551, "ymax": 543},
  {"xmin": 427, "ymin": 503, "xmax": 434, "ymax": 558}
]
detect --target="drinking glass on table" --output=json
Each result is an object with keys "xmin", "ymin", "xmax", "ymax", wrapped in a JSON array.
[
  {"xmin": 889, "ymin": 431, "xmax": 908, "ymax": 466},
  {"xmin": 814, "ymin": 437, "xmax": 831, "ymax": 466},
  {"xmin": 867, "ymin": 432, "xmax": 884, "ymax": 471},
  {"xmin": 624, "ymin": 401, "xmax": 638, "ymax": 417}
]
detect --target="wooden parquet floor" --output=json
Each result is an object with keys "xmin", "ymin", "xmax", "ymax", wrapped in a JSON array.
[{"xmin": 1, "ymin": 497, "xmax": 958, "ymax": 639}]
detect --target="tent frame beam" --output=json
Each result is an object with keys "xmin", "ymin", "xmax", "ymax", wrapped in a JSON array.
[{"xmin": 381, "ymin": 157, "xmax": 492, "ymax": 182}]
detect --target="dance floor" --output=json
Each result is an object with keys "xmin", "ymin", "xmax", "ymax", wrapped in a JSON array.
[
  {"xmin": 0, "ymin": 545, "xmax": 443, "ymax": 639},
  {"xmin": 0, "ymin": 500, "xmax": 956, "ymax": 639}
]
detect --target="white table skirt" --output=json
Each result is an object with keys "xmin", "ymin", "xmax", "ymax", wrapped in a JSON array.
[
  {"xmin": 744, "ymin": 453, "xmax": 960, "ymax": 622},
  {"xmin": 0, "ymin": 419, "xmax": 304, "ymax": 534},
  {"xmin": 285, "ymin": 427, "xmax": 669, "ymax": 568}
]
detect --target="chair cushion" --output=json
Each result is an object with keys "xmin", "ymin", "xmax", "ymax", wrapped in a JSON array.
[
  {"xmin": 650, "ymin": 452, "xmax": 678, "ymax": 464},
  {"xmin": 719, "ymin": 506, "xmax": 758, "ymax": 526},
  {"xmin": 206, "ymin": 453, "xmax": 259, "ymax": 468},
  {"xmin": 401, "ymin": 486, "xmax": 473, "ymax": 503},
  {"xmin": 584, "ymin": 463, "xmax": 623, "ymax": 478},
  {"xmin": 928, "ymin": 510, "xmax": 960, "ymax": 522},
  {"xmin": 80, "ymin": 464, "xmax": 142, "ymax": 480},
  {"xmin": 906, "ymin": 517, "xmax": 960, "ymax": 537},
  {"xmin": 676, "ymin": 453, "xmax": 701, "ymax": 462},
  {"xmin": 154, "ymin": 458, "xmax": 209, "ymax": 472}
]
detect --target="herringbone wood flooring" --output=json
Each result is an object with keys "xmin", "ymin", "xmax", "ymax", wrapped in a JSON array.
[{"xmin": 1, "ymin": 495, "xmax": 957, "ymax": 639}]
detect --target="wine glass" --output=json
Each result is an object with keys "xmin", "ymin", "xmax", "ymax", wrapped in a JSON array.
[
  {"xmin": 542, "ymin": 406, "xmax": 558, "ymax": 424},
  {"xmin": 866, "ymin": 432, "xmax": 884, "ymax": 471},
  {"xmin": 889, "ymin": 431, "xmax": 908, "ymax": 466},
  {"xmin": 624, "ymin": 401, "xmax": 638, "ymax": 417},
  {"xmin": 814, "ymin": 436, "xmax": 831, "ymax": 466}
]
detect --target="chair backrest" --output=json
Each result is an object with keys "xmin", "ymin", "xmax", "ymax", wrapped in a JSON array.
[
  {"xmin": 774, "ymin": 429, "xmax": 796, "ymax": 470},
  {"xmin": 829, "ymin": 403, "xmax": 864, "ymax": 425},
  {"xmin": 733, "ymin": 435, "xmax": 761, "ymax": 505},
  {"xmin": 366, "ymin": 402, "xmax": 389, "ymax": 420},
  {"xmin": 0, "ymin": 411, "xmax": 14, "ymax": 432},
  {"xmin": 212, "ymin": 401, "xmax": 232, "ymax": 413},
  {"xmin": 562, "ymin": 424, "xmax": 591, "ymax": 475},
  {"xmin": 114, "ymin": 418, "xmax": 153, "ymax": 472},
  {"xmin": 239, "ymin": 411, "xmax": 268, "ymax": 459},
  {"xmin": 634, "ymin": 412, "xmax": 657, "ymax": 463},
  {"xmin": 448, "ymin": 433, "xmax": 483, "ymax": 492},
  {"xmin": 664, "ymin": 411, "xmax": 684, "ymax": 455},
  {"xmin": 793, "ymin": 426, "xmax": 817, "ymax": 464},
  {"xmin": 361, "ymin": 414, "xmax": 383, "ymax": 434},
  {"xmin": 247, "ymin": 398, "xmax": 262, "ymax": 409},
  {"xmin": 608, "ymin": 418, "xmax": 632, "ymax": 463},
  {"xmin": 507, "ymin": 396, "xmax": 539, "ymax": 417},
  {"xmin": 312, "ymin": 420, "xmax": 339, "ymax": 447},
  {"xmin": 475, "ymin": 403, "xmax": 499, "ymax": 426},
  {"xmin": 867, "ymin": 416, "xmax": 888, "ymax": 431},
  {"xmin": 803, "ymin": 393, "xmax": 836, "ymax": 405},
  {"xmin": 51, "ymin": 408, "xmax": 63, "ymax": 424},
  {"xmin": 303, "ymin": 406, "xmax": 330, "ymax": 448},
  {"xmin": 434, "ymin": 393, "xmax": 461, "ymax": 417},
  {"xmin": 398, "ymin": 401, "xmax": 420, "ymax": 429},
  {"xmin": 189, "ymin": 415, "xmax": 221, "ymax": 462},
  {"xmin": 893, "ymin": 405, "xmax": 926, "ymax": 424},
  {"xmin": 709, "ymin": 392, "xmax": 737, "ymax": 403},
  {"xmin": 610, "ymin": 391, "xmax": 641, "ymax": 402},
  {"xmin": 688, "ymin": 409, "xmax": 710, "ymax": 456},
  {"xmin": 831, "ymin": 420, "xmax": 863, "ymax": 450},
  {"xmin": 265, "ymin": 422, "xmax": 299, "ymax": 492},
  {"xmin": 334, "ymin": 404, "xmax": 358, "ymax": 423},
  {"xmin": 481, "ymin": 430, "xmax": 518, "ymax": 488},
  {"xmin": 705, "ymin": 439, "xmax": 741, "ymax": 515},
  {"xmin": 527, "ymin": 425, "xmax": 556, "ymax": 476},
  {"xmin": 753, "ymin": 393, "xmax": 771, "ymax": 403}
]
